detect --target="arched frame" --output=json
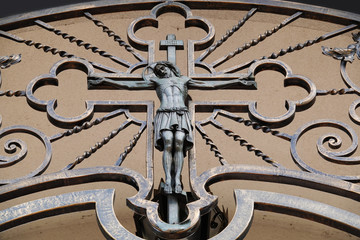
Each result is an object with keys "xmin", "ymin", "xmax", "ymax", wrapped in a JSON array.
[{"xmin": 0, "ymin": 1, "xmax": 359, "ymax": 239}]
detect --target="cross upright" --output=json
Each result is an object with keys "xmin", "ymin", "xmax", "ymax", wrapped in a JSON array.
[
  {"xmin": 160, "ymin": 34, "xmax": 184, "ymax": 65},
  {"xmin": 88, "ymin": 33, "xmax": 256, "ymax": 198}
]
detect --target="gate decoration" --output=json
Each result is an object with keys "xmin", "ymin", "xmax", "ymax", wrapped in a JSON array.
[{"xmin": 0, "ymin": 1, "xmax": 359, "ymax": 239}]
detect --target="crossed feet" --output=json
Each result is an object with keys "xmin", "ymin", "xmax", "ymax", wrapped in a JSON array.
[{"xmin": 164, "ymin": 180, "xmax": 182, "ymax": 194}]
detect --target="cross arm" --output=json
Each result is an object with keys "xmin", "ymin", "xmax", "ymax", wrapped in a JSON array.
[
  {"xmin": 188, "ymin": 77, "xmax": 256, "ymax": 89},
  {"xmin": 88, "ymin": 76, "xmax": 155, "ymax": 90}
]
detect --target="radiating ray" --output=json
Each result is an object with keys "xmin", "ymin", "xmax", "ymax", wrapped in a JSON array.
[
  {"xmin": 197, "ymin": 8, "xmax": 257, "ymax": 62},
  {"xmin": 116, "ymin": 121, "xmax": 146, "ymax": 166},
  {"xmin": 0, "ymin": 30, "xmax": 122, "ymax": 73},
  {"xmin": 59, "ymin": 109, "xmax": 147, "ymax": 170},
  {"xmin": 35, "ymin": 20, "xmax": 132, "ymax": 68},
  {"xmin": 196, "ymin": 109, "xmax": 285, "ymax": 167},
  {"xmin": 63, "ymin": 119, "xmax": 133, "ymax": 170},
  {"xmin": 84, "ymin": 12, "xmax": 146, "ymax": 63},
  {"xmin": 0, "ymin": 90, "xmax": 25, "ymax": 97},
  {"xmin": 316, "ymin": 88, "xmax": 355, "ymax": 95},
  {"xmin": 210, "ymin": 11, "xmax": 303, "ymax": 69},
  {"xmin": 222, "ymin": 24, "xmax": 358, "ymax": 74},
  {"xmin": 195, "ymin": 122, "xmax": 228, "ymax": 165}
]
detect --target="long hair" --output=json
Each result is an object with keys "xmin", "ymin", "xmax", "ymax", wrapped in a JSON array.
[
  {"xmin": 150, "ymin": 61, "xmax": 181, "ymax": 75},
  {"xmin": 155, "ymin": 61, "xmax": 181, "ymax": 77},
  {"xmin": 142, "ymin": 61, "xmax": 181, "ymax": 81}
]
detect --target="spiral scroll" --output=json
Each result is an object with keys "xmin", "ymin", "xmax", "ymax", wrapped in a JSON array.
[
  {"xmin": 0, "ymin": 125, "xmax": 52, "ymax": 185},
  {"xmin": 290, "ymin": 119, "xmax": 360, "ymax": 181},
  {"xmin": 0, "ymin": 138, "xmax": 27, "ymax": 167}
]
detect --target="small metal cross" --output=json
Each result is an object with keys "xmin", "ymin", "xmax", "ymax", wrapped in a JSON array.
[{"xmin": 160, "ymin": 34, "xmax": 184, "ymax": 65}]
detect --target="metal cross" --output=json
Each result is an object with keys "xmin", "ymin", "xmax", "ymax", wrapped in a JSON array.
[
  {"xmin": 160, "ymin": 34, "xmax": 185, "ymax": 225},
  {"xmin": 160, "ymin": 34, "xmax": 184, "ymax": 64}
]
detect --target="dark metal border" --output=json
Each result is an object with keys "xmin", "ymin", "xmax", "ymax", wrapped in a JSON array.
[{"xmin": 1, "ymin": 0, "xmax": 360, "ymax": 31}]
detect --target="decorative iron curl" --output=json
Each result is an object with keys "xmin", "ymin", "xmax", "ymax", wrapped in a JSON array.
[
  {"xmin": 0, "ymin": 138, "xmax": 27, "ymax": 167},
  {"xmin": 291, "ymin": 119, "xmax": 360, "ymax": 182},
  {"xmin": 349, "ymin": 98, "xmax": 360, "ymax": 124},
  {"xmin": 0, "ymin": 125, "xmax": 52, "ymax": 185}
]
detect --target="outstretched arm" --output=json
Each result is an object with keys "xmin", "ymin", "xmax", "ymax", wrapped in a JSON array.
[
  {"xmin": 88, "ymin": 76, "xmax": 155, "ymax": 90},
  {"xmin": 188, "ymin": 76, "xmax": 256, "ymax": 89}
]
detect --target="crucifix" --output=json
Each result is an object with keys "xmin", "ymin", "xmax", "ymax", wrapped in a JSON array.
[
  {"xmin": 160, "ymin": 34, "xmax": 184, "ymax": 65},
  {"xmin": 88, "ymin": 34, "xmax": 256, "ymax": 197}
]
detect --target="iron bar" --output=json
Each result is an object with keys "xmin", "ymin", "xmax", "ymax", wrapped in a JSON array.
[
  {"xmin": 0, "ymin": 90, "xmax": 26, "ymax": 97},
  {"xmin": 63, "ymin": 120, "xmax": 132, "ymax": 170},
  {"xmin": 35, "ymin": 20, "xmax": 132, "ymax": 68},
  {"xmin": 197, "ymin": 8, "xmax": 257, "ymax": 62},
  {"xmin": 116, "ymin": 122, "xmax": 146, "ymax": 166},
  {"xmin": 84, "ymin": 12, "xmax": 146, "ymax": 62},
  {"xmin": 222, "ymin": 24, "xmax": 358, "ymax": 74},
  {"xmin": 211, "ymin": 11, "xmax": 303, "ymax": 68}
]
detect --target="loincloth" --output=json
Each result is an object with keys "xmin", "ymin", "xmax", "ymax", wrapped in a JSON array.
[{"xmin": 154, "ymin": 108, "xmax": 194, "ymax": 155}]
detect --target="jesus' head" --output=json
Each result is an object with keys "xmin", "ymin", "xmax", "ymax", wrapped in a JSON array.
[{"xmin": 153, "ymin": 61, "xmax": 181, "ymax": 78}]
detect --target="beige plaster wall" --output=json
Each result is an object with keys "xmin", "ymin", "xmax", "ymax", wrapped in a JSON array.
[{"xmin": 0, "ymin": 4, "xmax": 359, "ymax": 240}]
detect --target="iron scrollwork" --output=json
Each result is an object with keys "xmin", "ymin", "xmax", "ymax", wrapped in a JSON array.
[
  {"xmin": 0, "ymin": 125, "xmax": 52, "ymax": 185},
  {"xmin": 0, "ymin": 0, "xmax": 360, "ymax": 239},
  {"xmin": 322, "ymin": 31, "xmax": 360, "ymax": 124},
  {"xmin": 290, "ymin": 119, "xmax": 360, "ymax": 181}
]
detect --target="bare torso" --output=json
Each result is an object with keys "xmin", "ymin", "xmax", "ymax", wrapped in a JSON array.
[{"xmin": 152, "ymin": 76, "xmax": 189, "ymax": 111}]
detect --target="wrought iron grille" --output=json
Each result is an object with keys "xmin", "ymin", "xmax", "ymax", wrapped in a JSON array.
[{"xmin": 0, "ymin": 0, "xmax": 359, "ymax": 239}]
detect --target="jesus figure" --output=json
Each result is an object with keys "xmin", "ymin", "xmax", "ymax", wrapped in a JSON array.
[{"xmin": 88, "ymin": 61, "xmax": 255, "ymax": 194}]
